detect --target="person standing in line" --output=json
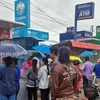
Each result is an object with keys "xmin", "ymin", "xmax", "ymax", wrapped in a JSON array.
[
  {"xmin": 12, "ymin": 57, "xmax": 20, "ymax": 99},
  {"xmin": 38, "ymin": 57, "xmax": 50, "ymax": 100},
  {"xmin": 73, "ymin": 60, "xmax": 83, "ymax": 97},
  {"xmin": 0, "ymin": 57, "xmax": 17, "ymax": 100},
  {"xmin": 51, "ymin": 46, "xmax": 79, "ymax": 100},
  {"xmin": 27, "ymin": 59, "xmax": 38, "ymax": 100},
  {"xmin": 82, "ymin": 56, "xmax": 93, "ymax": 99},
  {"xmin": 50, "ymin": 45, "xmax": 60, "ymax": 74},
  {"xmin": 93, "ymin": 59, "xmax": 100, "ymax": 78},
  {"xmin": 17, "ymin": 61, "xmax": 29, "ymax": 100}
]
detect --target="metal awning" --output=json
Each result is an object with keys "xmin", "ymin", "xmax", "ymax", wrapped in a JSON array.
[{"xmin": 0, "ymin": 19, "xmax": 25, "ymax": 29}]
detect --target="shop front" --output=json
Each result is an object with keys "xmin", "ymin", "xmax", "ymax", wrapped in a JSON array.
[
  {"xmin": 12, "ymin": 28, "xmax": 49, "ymax": 50},
  {"xmin": 0, "ymin": 19, "xmax": 24, "ymax": 65}
]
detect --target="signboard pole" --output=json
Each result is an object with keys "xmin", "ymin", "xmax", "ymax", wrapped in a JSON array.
[{"xmin": 74, "ymin": 12, "xmax": 77, "ymax": 41}]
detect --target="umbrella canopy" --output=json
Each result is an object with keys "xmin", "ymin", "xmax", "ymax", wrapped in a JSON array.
[
  {"xmin": 32, "ymin": 44, "xmax": 51, "ymax": 55},
  {"xmin": 27, "ymin": 50, "xmax": 46, "ymax": 58},
  {"xmin": 0, "ymin": 44, "xmax": 27, "ymax": 57},
  {"xmin": 70, "ymin": 56, "xmax": 82, "ymax": 63},
  {"xmin": 80, "ymin": 51, "xmax": 94, "ymax": 57}
]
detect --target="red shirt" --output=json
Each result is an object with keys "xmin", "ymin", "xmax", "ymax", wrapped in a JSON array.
[{"xmin": 28, "ymin": 60, "xmax": 32, "ymax": 67}]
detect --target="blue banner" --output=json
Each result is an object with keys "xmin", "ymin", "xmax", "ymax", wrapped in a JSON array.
[
  {"xmin": 75, "ymin": 2, "xmax": 94, "ymax": 20},
  {"xmin": 76, "ymin": 31, "xmax": 92, "ymax": 39},
  {"xmin": 60, "ymin": 31, "xmax": 92, "ymax": 42},
  {"xmin": 12, "ymin": 28, "xmax": 49, "ymax": 41},
  {"xmin": 15, "ymin": 0, "xmax": 30, "ymax": 28}
]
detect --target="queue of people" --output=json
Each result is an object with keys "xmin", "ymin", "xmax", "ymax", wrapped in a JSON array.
[{"xmin": 0, "ymin": 45, "xmax": 100, "ymax": 100}]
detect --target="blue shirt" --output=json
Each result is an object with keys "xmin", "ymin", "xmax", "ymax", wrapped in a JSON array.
[
  {"xmin": 0, "ymin": 67, "xmax": 17, "ymax": 96},
  {"xmin": 93, "ymin": 64, "xmax": 100, "ymax": 78},
  {"xmin": 0, "ymin": 64, "xmax": 5, "ymax": 69},
  {"xmin": 15, "ymin": 66, "xmax": 20, "ymax": 86}
]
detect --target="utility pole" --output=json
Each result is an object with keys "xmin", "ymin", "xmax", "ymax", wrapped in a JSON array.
[{"xmin": 90, "ymin": 25, "xmax": 94, "ymax": 35}]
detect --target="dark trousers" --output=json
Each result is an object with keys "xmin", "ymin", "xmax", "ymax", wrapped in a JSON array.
[
  {"xmin": 40, "ymin": 88, "xmax": 50, "ymax": 100},
  {"xmin": 27, "ymin": 87, "xmax": 37, "ymax": 100},
  {"xmin": 16, "ymin": 86, "xmax": 19, "ymax": 100},
  {"xmin": 83, "ymin": 76, "xmax": 92, "ymax": 97}
]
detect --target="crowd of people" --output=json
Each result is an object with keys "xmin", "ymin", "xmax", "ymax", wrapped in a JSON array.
[{"xmin": 0, "ymin": 45, "xmax": 100, "ymax": 100}]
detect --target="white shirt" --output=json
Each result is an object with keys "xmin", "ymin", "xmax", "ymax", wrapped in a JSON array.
[{"xmin": 38, "ymin": 65, "xmax": 49, "ymax": 89}]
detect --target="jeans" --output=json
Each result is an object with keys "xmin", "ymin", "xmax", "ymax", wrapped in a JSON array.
[
  {"xmin": 27, "ymin": 87, "xmax": 37, "ymax": 100},
  {"xmin": 0, "ymin": 94, "xmax": 16, "ymax": 100},
  {"xmin": 40, "ymin": 88, "xmax": 50, "ymax": 100}
]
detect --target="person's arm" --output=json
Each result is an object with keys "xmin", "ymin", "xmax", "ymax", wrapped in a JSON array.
[
  {"xmin": 18, "ymin": 68, "xmax": 21, "ymax": 81},
  {"xmin": 38, "ymin": 68, "xmax": 43, "ymax": 80},
  {"xmin": 51, "ymin": 70, "xmax": 60, "ymax": 100},
  {"xmin": 81, "ymin": 63, "xmax": 86, "ymax": 71}
]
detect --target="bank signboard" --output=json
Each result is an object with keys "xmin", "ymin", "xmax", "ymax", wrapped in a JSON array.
[
  {"xmin": 12, "ymin": 28, "xmax": 49, "ymax": 41},
  {"xmin": 77, "ymin": 31, "xmax": 92, "ymax": 39},
  {"xmin": 60, "ymin": 31, "xmax": 92, "ymax": 42},
  {"xmin": 15, "ymin": 0, "xmax": 30, "ymax": 28},
  {"xmin": 75, "ymin": 2, "xmax": 95, "ymax": 20}
]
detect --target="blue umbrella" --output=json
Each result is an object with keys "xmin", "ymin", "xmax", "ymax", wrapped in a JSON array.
[
  {"xmin": 80, "ymin": 51, "xmax": 94, "ymax": 57},
  {"xmin": 0, "ymin": 44, "xmax": 27, "ymax": 57},
  {"xmin": 32, "ymin": 44, "xmax": 51, "ymax": 55}
]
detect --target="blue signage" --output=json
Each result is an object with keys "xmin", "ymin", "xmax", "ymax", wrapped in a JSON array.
[
  {"xmin": 60, "ymin": 31, "xmax": 92, "ymax": 42},
  {"xmin": 60, "ymin": 32, "xmax": 74, "ymax": 42},
  {"xmin": 67, "ymin": 27, "xmax": 74, "ymax": 33},
  {"xmin": 12, "ymin": 28, "xmax": 49, "ymax": 41},
  {"xmin": 15, "ymin": 0, "xmax": 30, "ymax": 28},
  {"xmin": 76, "ymin": 31, "xmax": 92, "ymax": 39},
  {"xmin": 12, "ymin": 28, "xmax": 26, "ymax": 38},
  {"xmin": 75, "ymin": 2, "xmax": 95, "ymax": 20},
  {"xmin": 26, "ymin": 29, "xmax": 49, "ymax": 40}
]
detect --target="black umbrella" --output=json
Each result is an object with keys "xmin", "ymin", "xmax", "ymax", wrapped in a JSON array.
[{"xmin": 27, "ymin": 50, "xmax": 46, "ymax": 58}]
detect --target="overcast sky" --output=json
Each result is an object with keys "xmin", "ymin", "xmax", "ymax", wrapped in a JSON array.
[{"xmin": 0, "ymin": 0, "xmax": 100, "ymax": 42}]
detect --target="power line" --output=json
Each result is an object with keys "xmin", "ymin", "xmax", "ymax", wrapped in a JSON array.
[
  {"xmin": 30, "ymin": 2, "xmax": 67, "ymax": 27},
  {"xmin": 35, "ymin": 0, "xmax": 72, "ymax": 20},
  {"xmin": 35, "ymin": 0, "xmax": 91, "ymax": 27},
  {"xmin": 0, "ymin": 1, "xmax": 91, "ymax": 35},
  {"xmin": 0, "ymin": 1, "xmax": 13, "ymax": 11},
  {"xmin": 31, "ymin": 14, "xmax": 90, "ymax": 31},
  {"xmin": 31, "ymin": 20, "xmax": 60, "ymax": 33},
  {"xmin": 0, "ymin": 0, "xmax": 13, "ymax": 5},
  {"xmin": 0, "ymin": 0, "xmax": 90, "ymax": 29},
  {"xmin": 0, "ymin": 2, "xmax": 60, "ymax": 35}
]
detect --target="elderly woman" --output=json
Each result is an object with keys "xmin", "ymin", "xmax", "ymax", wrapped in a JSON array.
[{"xmin": 51, "ymin": 46, "xmax": 79, "ymax": 100}]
